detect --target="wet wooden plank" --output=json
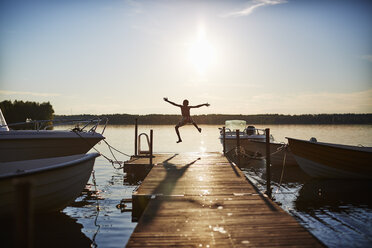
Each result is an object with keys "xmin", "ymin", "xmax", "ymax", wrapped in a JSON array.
[
  {"xmin": 126, "ymin": 153, "xmax": 324, "ymax": 247},
  {"xmin": 124, "ymin": 154, "xmax": 173, "ymax": 184}
]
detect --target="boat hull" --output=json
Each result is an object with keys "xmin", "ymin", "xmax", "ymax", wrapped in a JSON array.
[
  {"xmin": 222, "ymin": 138, "xmax": 298, "ymax": 166},
  {"xmin": 293, "ymin": 156, "xmax": 371, "ymax": 179},
  {"xmin": 0, "ymin": 153, "xmax": 100, "ymax": 215},
  {"xmin": 0, "ymin": 131, "xmax": 104, "ymax": 162},
  {"xmin": 288, "ymin": 138, "xmax": 372, "ymax": 179}
]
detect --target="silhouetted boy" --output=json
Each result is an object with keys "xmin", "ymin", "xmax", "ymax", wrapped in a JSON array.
[{"xmin": 163, "ymin": 97, "xmax": 210, "ymax": 143}]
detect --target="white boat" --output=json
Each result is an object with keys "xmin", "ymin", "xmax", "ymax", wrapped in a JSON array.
[
  {"xmin": 0, "ymin": 109, "xmax": 106, "ymax": 162},
  {"xmin": 219, "ymin": 120, "xmax": 267, "ymax": 154},
  {"xmin": 0, "ymin": 153, "xmax": 100, "ymax": 215},
  {"xmin": 287, "ymin": 137, "xmax": 372, "ymax": 179},
  {"xmin": 219, "ymin": 120, "xmax": 297, "ymax": 166}
]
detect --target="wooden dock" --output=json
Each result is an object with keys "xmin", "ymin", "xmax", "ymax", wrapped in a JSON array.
[{"xmin": 125, "ymin": 153, "xmax": 323, "ymax": 247}]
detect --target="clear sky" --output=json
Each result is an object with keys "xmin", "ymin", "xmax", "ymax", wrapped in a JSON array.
[{"xmin": 0, "ymin": 0, "xmax": 371, "ymax": 115}]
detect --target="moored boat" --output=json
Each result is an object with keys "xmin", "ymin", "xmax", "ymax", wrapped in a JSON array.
[
  {"xmin": 0, "ymin": 153, "xmax": 100, "ymax": 215},
  {"xmin": 287, "ymin": 137, "xmax": 372, "ymax": 179},
  {"xmin": 244, "ymin": 140, "xmax": 298, "ymax": 166},
  {"xmin": 0, "ymin": 108, "xmax": 105, "ymax": 162},
  {"xmin": 219, "ymin": 120, "xmax": 297, "ymax": 166}
]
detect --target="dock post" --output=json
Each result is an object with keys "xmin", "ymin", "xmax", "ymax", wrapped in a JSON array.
[
  {"xmin": 236, "ymin": 129, "xmax": 240, "ymax": 166},
  {"xmin": 149, "ymin": 129, "xmax": 153, "ymax": 165},
  {"xmin": 223, "ymin": 127, "xmax": 226, "ymax": 154},
  {"xmin": 14, "ymin": 180, "xmax": 33, "ymax": 248},
  {"xmin": 134, "ymin": 118, "xmax": 138, "ymax": 156},
  {"xmin": 265, "ymin": 128, "xmax": 272, "ymax": 198}
]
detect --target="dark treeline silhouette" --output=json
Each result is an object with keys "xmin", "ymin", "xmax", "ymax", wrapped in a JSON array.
[
  {"xmin": 0, "ymin": 100, "xmax": 54, "ymax": 129},
  {"xmin": 55, "ymin": 113, "xmax": 372, "ymax": 125},
  {"xmin": 1, "ymin": 99, "xmax": 370, "ymax": 126}
]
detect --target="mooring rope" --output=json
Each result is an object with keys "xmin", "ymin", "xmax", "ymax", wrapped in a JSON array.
[
  {"xmin": 231, "ymin": 143, "xmax": 287, "ymax": 160},
  {"xmin": 269, "ymin": 144, "xmax": 287, "ymax": 157},
  {"xmin": 275, "ymin": 145, "xmax": 288, "ymax": 194},
  {"xmin": 91, "ymin": 143, "xmax": 125, "ymax": 170},
  {"xmin": 229, "ymin": 143, "xmax": 291, "ymax": 197},
  {"xmin": 102, "ymin": 140, "xmax": 125, "ymax": 169},
  {"xmin": 72, "ymin": 130, "xmax": 129, "ymax": 169},
  {"xmin": 103, "ymin": 139, "xmax": 131, "ymax": 157},
  {"xmin": 91, "ymin": 170, "xmax": 101, "ymax": 248}
]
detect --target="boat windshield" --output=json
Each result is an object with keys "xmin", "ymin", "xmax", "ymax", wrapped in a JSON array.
[
  {"xmin": 225, "ymin": 120, "xmax": 246, "ymax": 131},
  {"xmin": 0, "ymin": 108, "xmax": 9, "ymax": 131}
]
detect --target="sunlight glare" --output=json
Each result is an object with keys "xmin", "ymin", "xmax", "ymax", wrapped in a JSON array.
[{"xmin": 188, "ymin": 26, "xmax": 216, "ymax": 75}]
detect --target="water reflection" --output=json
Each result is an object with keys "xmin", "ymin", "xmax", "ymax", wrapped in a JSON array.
[
  {"xmin": 36, "ymin": 212, "xmax": 92, "ymax": 248},
  {"xmin": 0, "ymin": 211, "xmax": 92, "ymax": 248},
  {"xmin": 293, "ymin": 179, "xmax": 372, "ymax": 248},
  {"xmin": 241, "ymin": 162, "xmax": 372, "ymax": 248},
  {"xmin": 295, "ymin": 179, "xmax": 372, "ymax": 211},
  {"xmin": 70, "ymin": 182, "xmax": 103, "ymax": 208}
]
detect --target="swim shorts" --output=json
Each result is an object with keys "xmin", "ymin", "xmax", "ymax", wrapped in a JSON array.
[{"xmin": 177, "ymin": 116, "xmax": 194, "ymax": 126}]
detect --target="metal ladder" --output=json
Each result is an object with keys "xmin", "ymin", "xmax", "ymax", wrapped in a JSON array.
[
  {"xmin": 138, "ymin": 132, "xmax": 152, "ymax": 155},
  {"xmin": 134, "ymin": 119, "xmax": 153, "ymax": 165}
]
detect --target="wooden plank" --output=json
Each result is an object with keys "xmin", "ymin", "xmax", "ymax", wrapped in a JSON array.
[
  {"xmin": 127, "ymin": 153, "xmax": 324, "ymax": 247},
  {"xmin": 124, "ymin": 154, "xmax": 173, "ymax": 184}
]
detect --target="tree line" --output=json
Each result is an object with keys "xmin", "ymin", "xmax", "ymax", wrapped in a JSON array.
[
  {"xmin": 55, "ymin": 113, "xmax": 372, "ymax": 125},
  {"xmin": 1, "ymin": 100, "xmax": 370, "ymax": 127},
  {"xmin": 0, "ymin": 100, "xmax": 54, "ymax": 129}
]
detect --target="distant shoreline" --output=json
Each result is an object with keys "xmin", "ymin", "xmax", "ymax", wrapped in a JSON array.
[{"xmin": 55, "ymin": 113, "xmax": 372, "ymax": 125}]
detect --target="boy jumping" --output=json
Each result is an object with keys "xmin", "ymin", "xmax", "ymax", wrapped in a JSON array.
[{"xmin": 163, "ymin": 97, "xmax": 210, "ymax": 143}]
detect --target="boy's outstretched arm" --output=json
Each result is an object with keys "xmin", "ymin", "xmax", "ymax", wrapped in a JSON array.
[
  {"xmin": 163, "ymin": 97, "xmax": 182, "ymax": 107},
  {"xmin": 190, "ymin": 103, "xmax": 210, "ymax": 108}
]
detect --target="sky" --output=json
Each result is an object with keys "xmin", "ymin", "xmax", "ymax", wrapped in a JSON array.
[{"xmin": 0, "ymin": 0, "xmax": 371, "ymax": 115}]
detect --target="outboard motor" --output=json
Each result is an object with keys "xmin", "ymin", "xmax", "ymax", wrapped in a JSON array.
[{"xmin": 246, "ymin": 126, "xmax": 255, "ymax": 135}]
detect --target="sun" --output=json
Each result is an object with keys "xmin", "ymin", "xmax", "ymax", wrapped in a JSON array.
[{"xmin": 188, "ymin": 27, "xmax": 215, "ymax": 75}]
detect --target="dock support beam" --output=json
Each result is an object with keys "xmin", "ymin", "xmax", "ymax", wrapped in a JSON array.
[
  {"xmin": 265, "ymin": 128, "xmax": 272, "ymax": 198},
  {"xmin": 222, "ymin": 127, "xmax": 226, "ymax": 154},
  {"xmin": 150, "ymin": 130, "xmax": 153, "ymax": 165},
  {"xmin": 14, "ymin": 180, "xmax": 33, "ymax": 248},
  {"xmin": 134, "ymin": 118, "xmax": 138, "ymax": 157},
  {"xmin": 236, "ymin": 129, "xmax": 240, "ymax": 166}
]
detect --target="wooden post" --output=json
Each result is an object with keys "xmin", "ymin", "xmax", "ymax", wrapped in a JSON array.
[
  {"xmin": 265, "ymin": 128, "xmax": 272, "ymax": 198},
  {"xmin": 134, "ymin": 118, "xmax": 138, "ymax": 156},
  {"xmin": 222, "ymin": 127, "xmax": 226, "ymax": 155},
  {"xmin": 14, "ymin": 180, "xmax": 33, "ymax": 248},
  {"xmin": 236, "ymin": 129, "xmax": 240, "ymax": 166},
  {"xmin": 149, "ymin": 129, "xmax": 153, "ymax": 165}
]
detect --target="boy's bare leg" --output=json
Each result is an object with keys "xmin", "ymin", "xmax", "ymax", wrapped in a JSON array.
[
  {"xmin": 175, "ymin": 125, "xmax": 182, "ymax": 143},
  {"xmin": 193, "ymin": 122, "xmax": 202, "ymax": 133}
]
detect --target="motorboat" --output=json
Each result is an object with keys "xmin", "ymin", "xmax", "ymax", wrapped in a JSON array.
[
  {"xmin": 0, "ymin": 108, "xmax": 106, "ymax": 162},
  {"xmin": 219, "ymin": 120, "xmax": 268, "ymax": 154},
  {"xmin": 287, "ymin": 137, "xmax": 372, "ymax": 179},
  {"xmin": 219, "ymin": 120, "xmax": 297, "ymax": 166},
  {"xmin": 0, "ymin": 153, "xmax": 100, "ymax": 215}
]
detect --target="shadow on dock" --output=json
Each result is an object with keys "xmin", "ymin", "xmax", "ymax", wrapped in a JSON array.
[
  {"xmin": 133, "ymin": 154, "xmax": 202, "ymax": 222},
  {"xmin": 127, "ymin": 153, "xmax": 324, "ymax": 247}
]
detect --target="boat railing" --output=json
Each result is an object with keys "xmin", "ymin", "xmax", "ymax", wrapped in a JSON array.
[
  {"xmin": 219, "ymin": 127, "xmax": 267, "ymax": 136},
  {"xmin": 1, "ymin": 117, "xmax": 108, "ymax": 134},
  {"xmin": 254, "ymin": 128, "xmax": 266, "ymax": 135}
]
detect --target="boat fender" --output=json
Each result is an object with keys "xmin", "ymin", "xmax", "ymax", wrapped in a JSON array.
[{"xmin": 310, "ymin": 137, "xmax": 317, "ymax": 142}]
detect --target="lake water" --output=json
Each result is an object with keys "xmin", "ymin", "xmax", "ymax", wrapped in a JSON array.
[{"xmin": 2, "ymin": 124, "xmax": 372, "ymax": 247}]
